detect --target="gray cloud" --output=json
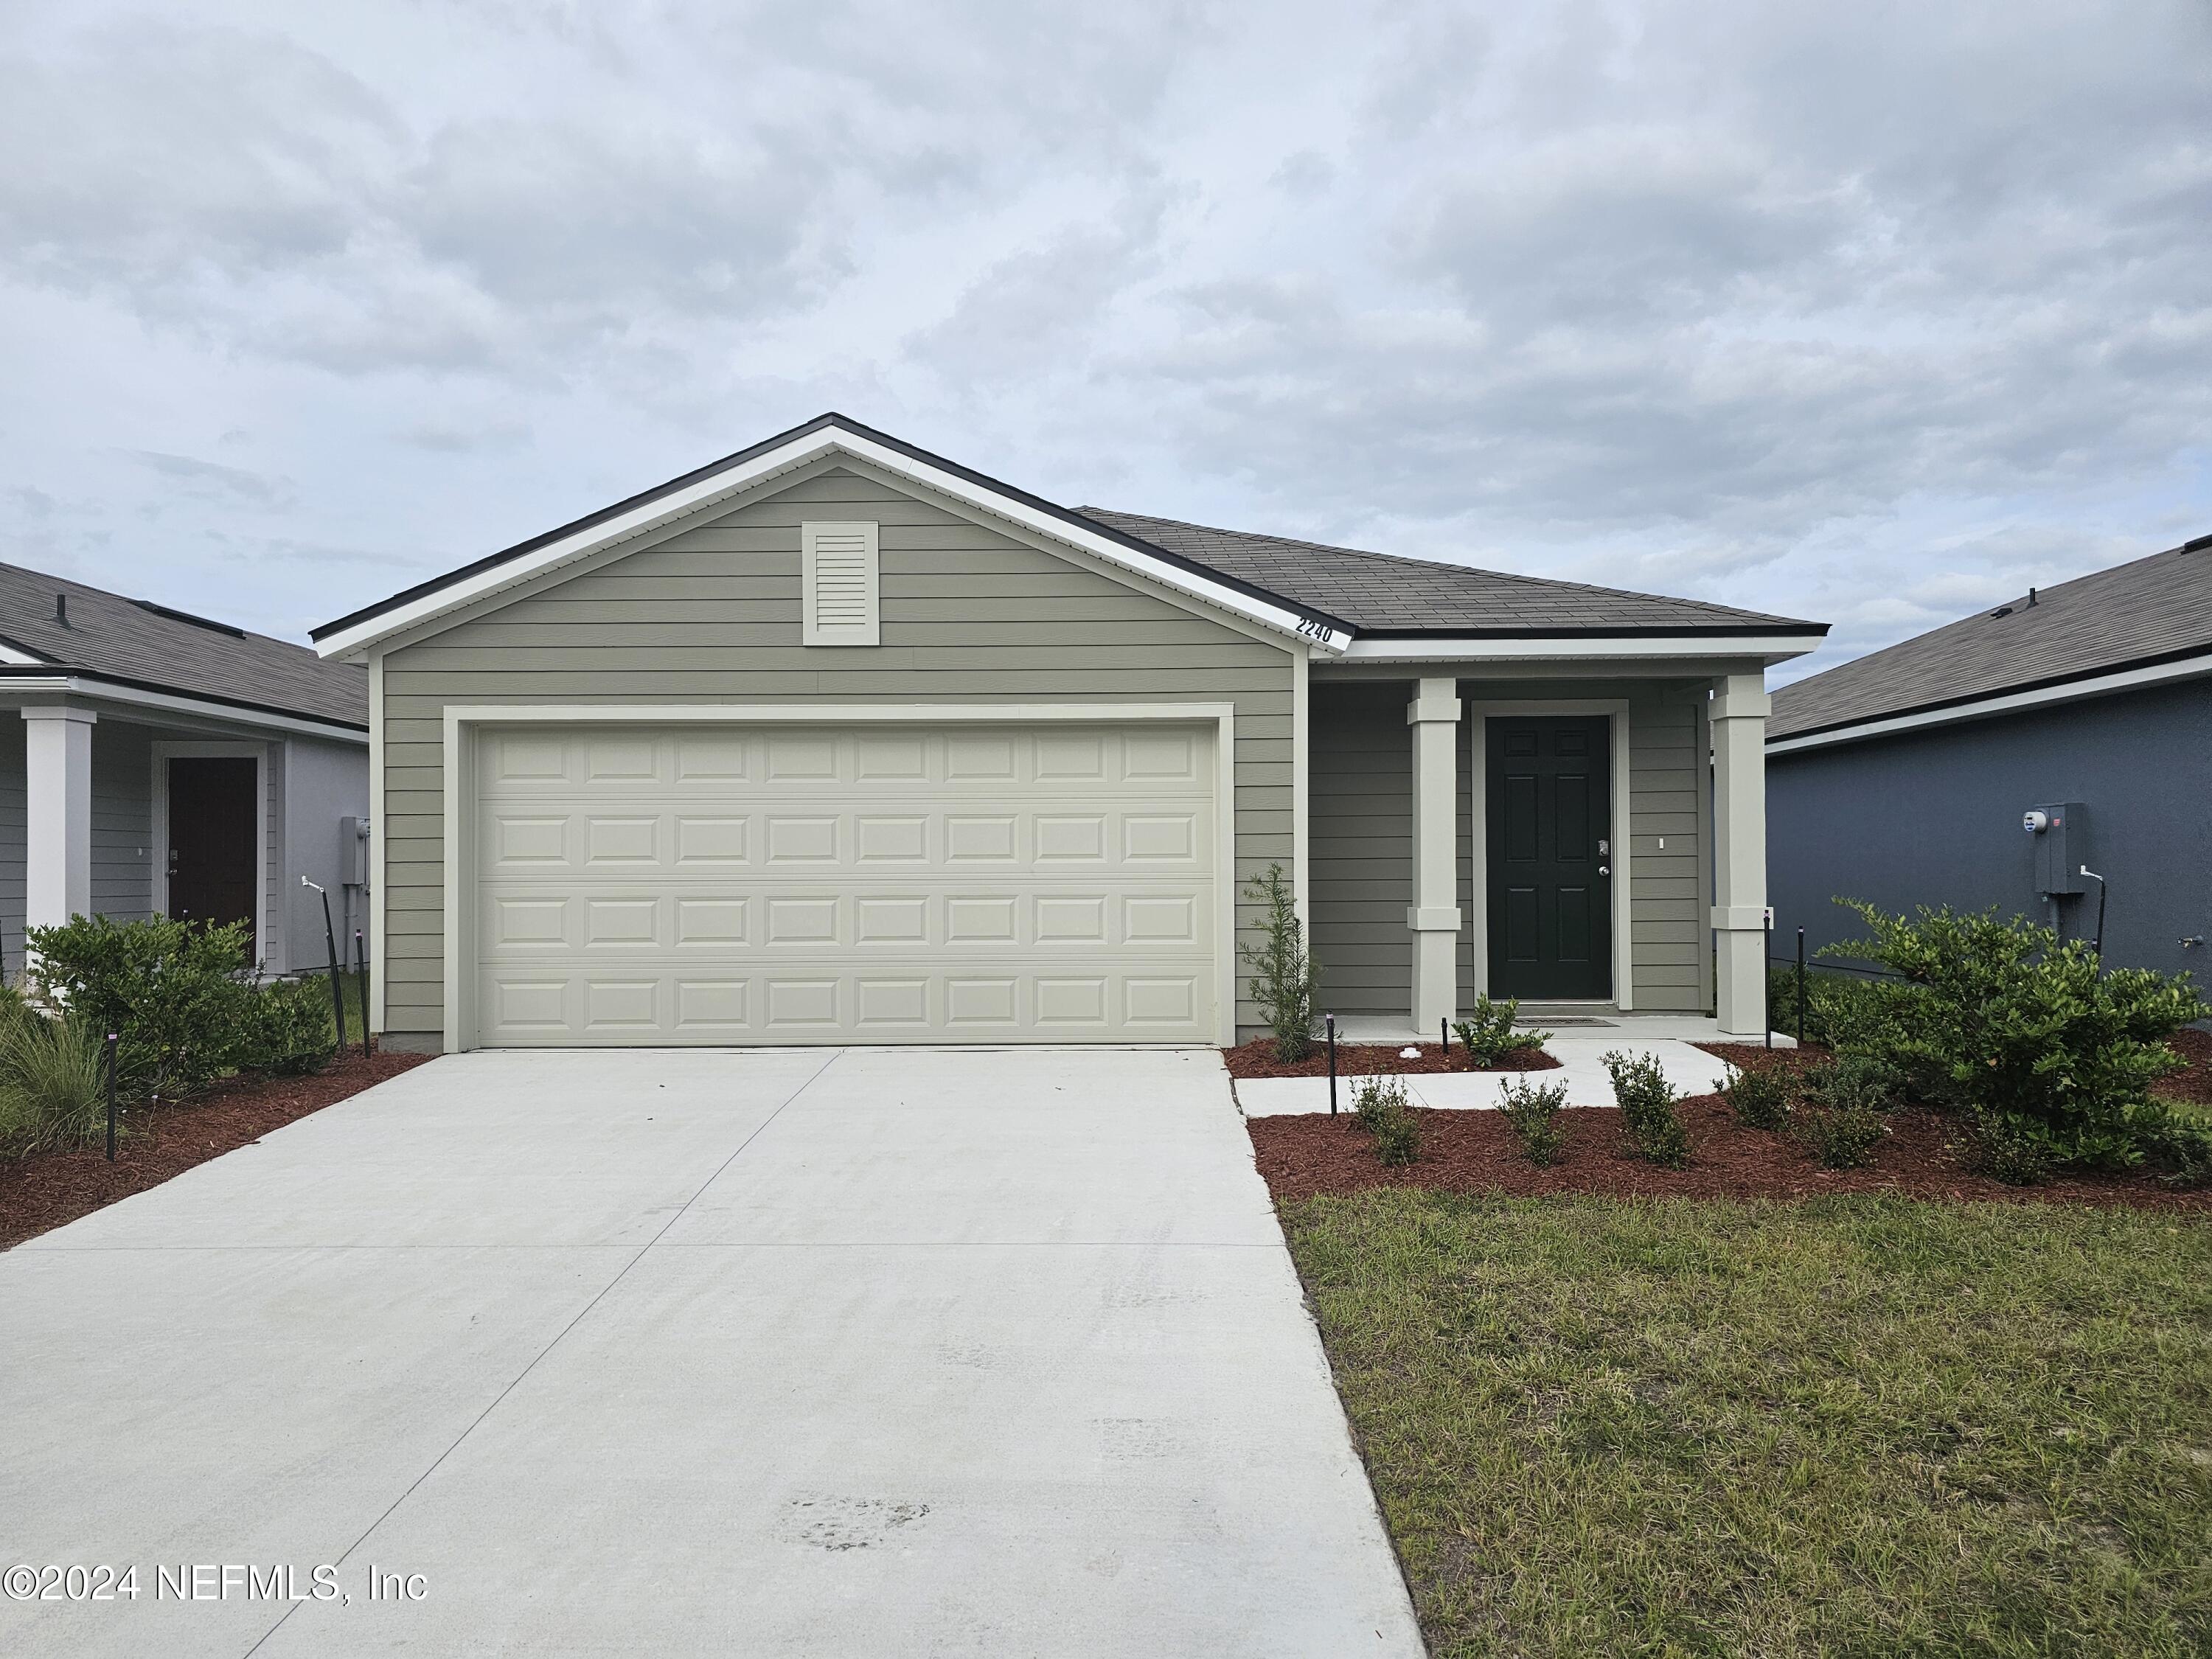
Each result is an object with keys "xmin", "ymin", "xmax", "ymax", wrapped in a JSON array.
[
  {"xmin": 0, "ymin": 0, "xmax": 2203, "ymax": 676},
  {"xmin": 122, "ymin": 450, "xmax": 293, "ymax": 506}
]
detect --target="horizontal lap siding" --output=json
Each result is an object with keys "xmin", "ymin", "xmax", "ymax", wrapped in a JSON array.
[
  {"xmin": 1308, "ymin": 684, "xmax": 1409, "ymax": 1016},
  {"xmin": 89, "ymin": 723, "xmax": 153, "ymax": 925},
  {"xmin": 1624, "ymin": 689, "xmax": 1704, "ymax": 1009},
  {"xmin": 380, "ymin": 465, "xmax": 1293, "ymax": 1040}
]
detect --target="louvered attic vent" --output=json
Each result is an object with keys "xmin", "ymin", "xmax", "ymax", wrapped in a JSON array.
[{"xmin": 801, "ymin": 521, "xmax": 880, "ymax": 646}]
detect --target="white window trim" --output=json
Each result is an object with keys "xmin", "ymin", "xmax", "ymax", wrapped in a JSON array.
[
  {"xmin": 801, "ymin": 521, "xmax": 880, "ymax": 647},
  {"xmin": 438, "ymin": 703, "xmax": 1238, "ymax": 1054},
  {"xmin": 1464, "ymin": 700, "xmax": 1634, "ymax": 1012},
  {"xmin": 150, "ymin": 740, "xmax": 274, "ymax": 973}
]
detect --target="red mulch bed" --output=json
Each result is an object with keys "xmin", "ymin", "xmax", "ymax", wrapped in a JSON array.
[
  {"xmin": 0, "ymin": 1048, "xmax": 431, "ymax": 1250},
  {"xmin": 1223, "ymin": 1038, "xmax": 1559, "ymax": 1079},
  {"xmin": 1251, "ymin": 1039, "xmax": 2212, "ymax": 1213},
  {"xmin": 2156, "ymin": 1028, "xmax": 2212, "ymax": 1106}
]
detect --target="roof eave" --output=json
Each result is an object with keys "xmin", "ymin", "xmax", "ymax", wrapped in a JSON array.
[
  {"xmin": 1340, "ymin": 630, "xmax": 1826, "ymax": 664},
  {"xmin": 0, "ymin": 667, "xmax": 369, "ymax": 740},
  {"xmin": 314, "ymin": 417, "xmax": 1354, "ymax": 658},
  {"xmin": 1768, "ymin": 645, "xmax": 2212, "ymax": 754}
]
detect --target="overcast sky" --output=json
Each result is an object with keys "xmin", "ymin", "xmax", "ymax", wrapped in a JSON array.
[{"xmin": 3, "ymin": 1, "xmax": 2207, "ymax": 682}]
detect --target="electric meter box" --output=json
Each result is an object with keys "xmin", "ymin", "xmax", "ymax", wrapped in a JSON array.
[
  {"xmin": 341, "ymin": 815, "xmax": 371, "ymax": 888},
  {"xmin": 2030, "ymin": 801, "xmax": 2086, "ymax": 895}
]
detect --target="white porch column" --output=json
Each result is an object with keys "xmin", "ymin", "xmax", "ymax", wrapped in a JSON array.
[
  {"xmin": 1407, "ymin": 676, "xmax": 1462, "ymax": 1034},
  {"xmin": 1710, "ymin": 673, "xmax": 1770, "ymax": 1037},
  {"xmin": 23, "ymin": 705, "xmax": 97, "ymax": 938}
]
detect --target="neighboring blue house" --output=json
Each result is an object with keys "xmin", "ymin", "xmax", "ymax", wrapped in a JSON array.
[{"xmin": 1766, "ymin": 531, "xmax": 2212, "ymax": 980}]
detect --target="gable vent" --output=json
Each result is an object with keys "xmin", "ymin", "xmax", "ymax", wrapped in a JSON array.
[{"xmin": 801, "ymin": 521, "xmax": 880, "ymax": 647}]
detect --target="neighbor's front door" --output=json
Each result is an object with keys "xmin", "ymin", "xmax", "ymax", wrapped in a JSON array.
[
  {"xmin": 167, "ymin": 757, "xmax": 258, "ymax": 953},
  {"xmin": 1485, "ymin": 716, "xmax": 1611, "ymax": 1001}
]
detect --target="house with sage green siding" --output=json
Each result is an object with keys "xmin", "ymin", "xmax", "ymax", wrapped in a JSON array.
[{"xmin": 311, "ymin": 414, "xmax": 1826, "ymax": 1052}]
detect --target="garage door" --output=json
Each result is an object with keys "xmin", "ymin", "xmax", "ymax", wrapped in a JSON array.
[{"xmin": 471, "ymin": 723, "xmax": 1221, "ymax": 1046}]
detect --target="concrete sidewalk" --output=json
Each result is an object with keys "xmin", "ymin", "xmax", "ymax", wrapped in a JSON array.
[
  {"xmin": 1235, "ymin": 1035, "xmax": 1742, "ymax": 1116},
  {"xmin": 0, "ymin": 1048, "xmax": 1421, "ymax": 1658}
]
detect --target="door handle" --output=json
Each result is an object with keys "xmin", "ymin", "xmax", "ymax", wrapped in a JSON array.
[{"xmin": 1599, "ymin": 865, "xmax": 1611, "ymax": 877}]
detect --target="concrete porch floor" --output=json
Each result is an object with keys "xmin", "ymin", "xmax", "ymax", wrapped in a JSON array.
[{"xmin": 1326, "ymin": 1011, "xmax": 1798, "ymax": 1046}]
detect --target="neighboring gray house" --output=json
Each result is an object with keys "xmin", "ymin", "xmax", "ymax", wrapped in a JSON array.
[
  {"xmin": 313, "ymin": 414, "xmax": 1826, "ymax": 1052},
  {"xmin": 0, "ymin": 563, "xmax": 371, "ymax": 976},
  {"xmin": 1768, "ymin": 532, "xmax": 2212, "ymax": 978}
]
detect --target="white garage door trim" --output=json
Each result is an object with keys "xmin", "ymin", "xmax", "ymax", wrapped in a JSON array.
[{"xmin": 440, "ymin": 703, "xmax": 1238, "ymax": 1051}]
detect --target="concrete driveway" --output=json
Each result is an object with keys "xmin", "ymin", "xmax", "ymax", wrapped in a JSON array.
[{"xmin": 0, "ymin": 1048, "xmax": 1421, "ymax": 1658}]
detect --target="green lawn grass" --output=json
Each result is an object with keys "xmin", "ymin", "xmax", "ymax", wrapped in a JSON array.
[{"xmin": 1282, "ymin": 1192, "xmax": 2212, "ymax": 1657}]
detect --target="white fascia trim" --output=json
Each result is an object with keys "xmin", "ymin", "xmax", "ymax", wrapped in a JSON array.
[
  {"xmin": 1767, "ymin": 652, "xmax": 2212, "ymax": 756},
  {"xmin": 1343, "ymin": 633, "xmax": 1820, "ymax": 663},
  {"xmin": 0, "ymin": 675, "xmax": 369, "ymax": 743},
  {"xmin": 0, "ymin": 642, "xmax": 51, "ymax": 666},
  {"xmin": 441, "ymin": 701, "xmax": 1239, "ymax": 725},
  {"xmin": 317, "ymin": 424, "xmax": 1352, "ymax": 659}
]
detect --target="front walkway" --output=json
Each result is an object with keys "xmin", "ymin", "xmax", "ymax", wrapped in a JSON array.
[
  {"xmin": 1237, "ymin": 1018, "xmax": 1784, "ymax": 1117},
  {"xmin": 0, "ymin": 1049, "xmax": 1419, "ymax": 1658}
]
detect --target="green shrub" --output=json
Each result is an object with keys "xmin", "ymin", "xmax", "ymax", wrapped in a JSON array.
[
  {"xmin": 1496, "ymin": 1074, "xmax": 1570, "ymax": 1165},
  {"xmin": 1238, "ymin": 863, "xmax": 1318, "ymax": 1064},
  {"xmin": 2124, "ymin": 1102, "xmax": 2212, "ymax": 1190},
  {"xmin": 1717, "ymin": 1063, "xmax": 1792, "ymax": 1130},
  {"xmin": 1803, "ymin": 1051, "xmax": 1899, "ymax": 1115},
  {"xmin": 1353, "ymin": 1074, "xmax": 1421, "ymax": 1166},
  {"xmin": 237, "ymin": 977, "xmax": 339, "ymax": 1077},
  {"xmin": 1767, "ymin": 962, "xmax": 1895, "ymax": 1049},
  {"xmin": 1825, "ymin": 899, "xmax": 2207, "ymax": 1170},
  {"xmin": 1601, "ymin": 1048, "xmax": 1689, "ymax": 1168},
  {"xmin": 26, "ymin": 914, "xmax": 254, "ymax": 1099},
  {"xmin": 1967, "ymin": 1108, "xmax": 2057, "ymax": 1186},
  {"xmin": 0, "ymin": 1009, "xmax": 112, "ymax": 1156},
  {"xmin": 1794, "ymin": 1102, "xmax": 1888, "ymax": 1169},
  {"xmin": 1453, "ymin": 995, "xmax": 1554, "ymax": 1067}
]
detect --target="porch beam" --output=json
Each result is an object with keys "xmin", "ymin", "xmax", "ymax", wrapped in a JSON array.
[
  {"xmin": 1710, "ymin": 672, "xmax": 1770, "ymax": 1037},
  {"xmin": 1406, "ymin": 677, "xmax": 1462, "ymax": 1033},
  {"xmin": 23, "ymin": 704, "xmax": 97, "ymax": 940}
]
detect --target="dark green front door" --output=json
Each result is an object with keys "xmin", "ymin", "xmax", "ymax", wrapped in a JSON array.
[{"xmin": 1486, "ymin": 716, "xmax": 1612, "ymax": 1000}]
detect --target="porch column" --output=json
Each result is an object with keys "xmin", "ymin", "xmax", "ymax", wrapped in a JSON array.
[
  {"xmin": 23, "ymin": 705, "xmax": 97, "ymax": 939},
  {"xmin": 1710, "ymin": 673, "xmax": 1770, "ymax": 1037},
  {"xmin": 1407, "ymin": 676, "xmax": 1462, "ymax": 1033}
]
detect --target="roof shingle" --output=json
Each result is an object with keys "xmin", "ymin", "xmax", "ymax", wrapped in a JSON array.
[
  {"xmin": 0, "ymin": 562, "xmax": 367, "ymax": 728},
  {"xmin": 1768, "ymin": 535, "xmax": 2212, "ymax": 741},
  {"xmin": 1077, "ymin": 507, "xmax": 1823, "ymax": 636}
]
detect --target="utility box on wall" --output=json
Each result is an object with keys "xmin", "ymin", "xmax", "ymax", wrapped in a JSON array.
[
  {"xmin": 341, "ymin": 815, "xmax": 371, "ymax": 889},
  {"xmin": 2025, "ymin": 801, "xmax": 2086, "ymax": 895}
]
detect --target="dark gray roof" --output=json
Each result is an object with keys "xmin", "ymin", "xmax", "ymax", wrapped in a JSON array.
[
  {"xmin": 316, "ymin": 411, "xmax": 1829, "ymax": 647},
  {"xmin": 1077, "ymin": 507, "xmax": 1825, "ymax": 637},
  {"xmin": 0, "ymin": 561, "xmax": 367, "ymax": 729},
  {"xmin": 1770, "ymin": 533, "xmax": 2212, "ymax": 741}
]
